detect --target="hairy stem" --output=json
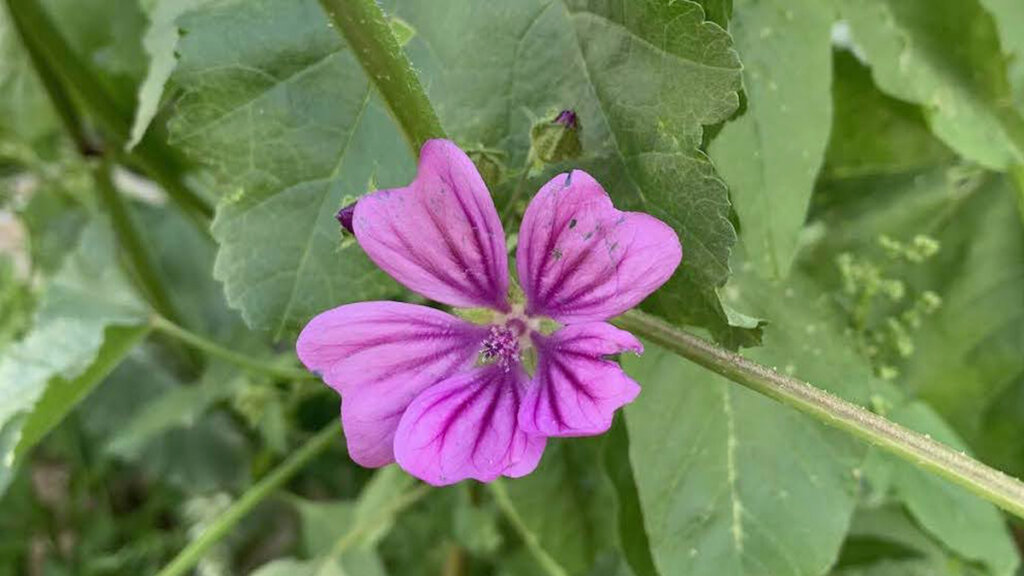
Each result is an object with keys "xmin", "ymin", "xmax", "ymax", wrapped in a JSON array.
[
  {"xmin": 320, "ymin": 0, "xmax": 1024, "ymax": 521},
  {"xmin": 151, "ymin": 315, "xmax": 312, "ymax": 381},
  {"xmin": 155, "ymin": 424, "xmax": 340, "ymax": 576},
  {"xmin": 614, "ymin": 309, "xmax": 1024, "ymax": 520},
  {"xmin": 318, "ymin": 0, "xmax": 445, "ymax": 155}
]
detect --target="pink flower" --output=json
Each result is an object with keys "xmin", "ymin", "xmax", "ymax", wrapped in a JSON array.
[{"xmin": 297, "ymin": 140, "xmax": 681, "ymax": 485}]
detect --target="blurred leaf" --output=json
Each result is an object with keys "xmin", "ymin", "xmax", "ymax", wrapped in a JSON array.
[
  {"xmin": 834, "ymin": 507, "xmax": 991, "ymax": 576},
  {"xmin": 396, "ymin": 0, "xmax": 747, "ymax": 339},
  {"xmin": 250, "ymin": 554, "xmax": 387, "ymax": 576},
  {"xmin": 604, "ymin": 418, "xmax": 659, "ymax": 576},
  {"xmin": 839, "ymin": 0, "xmax": 1023, "ymax": 170},
  {"xmin": 0, "ymin": 219, "xmax": 147, "ymax": 495},
  {"xmin": 0, "ymin": 6, "xmax": 59, "ymax": 144},
  {"xmin": 708, "ymin": 0, "xmax": 834, "ymax": 277},
  {"xmin": 822, "ymin": 50, "xmax": 953, "ymax": 183},
  {"xmin": 976, "ymin": 0, "xmax": 1024, "ymax": 103},
  {"xmin": 295, "ymin": 466, "xmax": 417, "ymax": 555},
  {"xmin": 169, "ymin": 0, "xmax": 410, "ymax": 337},
  {"xmin": 128, "ymin": 0, "xmax": 215, "ymax": 150},
  {"xmin": 881, "ymin": 402, "xmax": 1018, "ymax": 576},
  {"xmin": 623, "ymin": 269, "xmax": 874, "ymax": 576},
  {"xmin": 82, "ymin": 348, "xmax": 252, "ymax": 492},
  {"xmin": 40, "ymin": 0, "xmax": 148, "ymax": 111},
  {"xmin": 502, "ymin": 437, "xmax": 628, "ymax": 576},
  {"xmin": 805, "ymin": 168, "xmax": 1024, "ymax": 474}
]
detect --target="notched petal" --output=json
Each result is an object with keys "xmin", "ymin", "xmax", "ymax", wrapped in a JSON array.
[
  {"xmin": 354, "ymin": 139, "xmax": 510, "ymax": 311},
  {"xmin": 519, "ymin": 323, "xmax": 642, "ymax": 437},
  {"xmin": 516, "ymin": 170, "xmax": 682, "ymax": 323}
]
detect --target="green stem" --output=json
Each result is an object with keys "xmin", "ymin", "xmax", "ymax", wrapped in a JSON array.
[
  {"xmin": 614, "ymin": 309, "xmax": 1024, "ymax": 520},
  {"xmin": 319, "ymin": 0, "xmax": 1024, "ymax": 521},
  {"xmin": 150, "ymin": 315, "xmax": 312, "ymax": 381},
  {"xmin": 155, "ymin": 424, "xmax": 340, "ymax": 576},
  {"xmin": 94, "ymin": 162, "xmax": 185, "ymax": 325},
  {"xmin": 499, "ymin": 151, "xmax": 536, "ymax": 227},
  {"xmin": 490, "ymin": 480, "xmax": 569, "ymax": 576},
  {"xmin": 5, "ymin": 0, "xmax": 214, "ymax": 223},
  {"xmin": 318, "ymin": 0, "xmax": 445, "ymax": 155},
  {"xmin": 1010, "ymin": 164, "xmax": 1024, "ymax": 223}
]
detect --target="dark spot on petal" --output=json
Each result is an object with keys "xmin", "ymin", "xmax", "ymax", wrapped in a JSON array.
[
  {"xmin": 564, "ymin": 172, "xmax": 573, "ymax": 187},
  {"xmin": 569, "ymin": 218, "xmax": 577, "ymax": 229},
  {"xmin": 552, "ymin": 248, "xmax": 563, "ymax": 260}
]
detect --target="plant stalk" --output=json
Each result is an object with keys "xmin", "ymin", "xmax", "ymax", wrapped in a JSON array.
[
  {"xmin": 155, "ymin": 424, "xmax": 341, "ymax": 576},
  {"xmin": 318, "ymin": 0, "xmax": 445, "ymax": 155},
  {"xmin": 150, "ymin": 315, "xmax": 313, "ymax": 381},
  {"xmin": 613, "ymin": 309, "xmax": 1024, "ymax": 520},
  {"xmin": 318, "ymin": 0, "xmax": 1024, "ymax": 522}
]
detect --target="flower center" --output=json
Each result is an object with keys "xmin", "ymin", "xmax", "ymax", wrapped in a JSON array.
[{"xmin": 480, "ymin": 324, "xmax": 522, "ymax": 372}]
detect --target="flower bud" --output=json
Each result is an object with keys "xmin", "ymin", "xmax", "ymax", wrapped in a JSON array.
[
  {"xmin": 336, "ymin": 201, "xmax": 356, "ymax": 234},
  {"xmin": 530, "ymin": 109, "xmax": 582, "ymax": 164}
]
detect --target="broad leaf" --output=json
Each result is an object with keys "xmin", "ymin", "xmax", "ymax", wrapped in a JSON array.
[
  {"xmin": 502, "ymin": 437, "xmax": 628, "ymax": 576},
  {"xmin": 821, "ymin": 50, "xmax": 952, "ymax": 182},
  {"xmin": 623, "ymin": 270, "xmax": 874, "ymax": 576},
  {"xmin": 0, "ymin": 219, "xmax": 148, "ymax": 494},
  {"xmin": 170, "ymin": 0, "xmax": 412, "ymax": 337},
  {"xmin": 883, "ymin": 402, "xmax": 1018, "ymax": 576},
  {"xmin": 128, "ymin": 0, "xmax": 215, "ymax": 149},
  {"xmin": 708, "ymin": 0, "xmax": 834, "ymax": 277},
  {"xmin": 392, "ymin": 0, "xmax": 746, "ymax": 338},
  {"xmin": 839, "ymin": 0, "xmax": 1023, "ymax": 170}
]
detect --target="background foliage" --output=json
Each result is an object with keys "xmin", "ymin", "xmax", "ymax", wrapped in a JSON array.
[{"xmin": 0, "ymin": 0, "xmax": 1023, "ymax": 574}]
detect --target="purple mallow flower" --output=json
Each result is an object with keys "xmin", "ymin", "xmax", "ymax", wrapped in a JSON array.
[{"xmin": 297, "ymin": 139, "xmax": 681, "ymax": 486}]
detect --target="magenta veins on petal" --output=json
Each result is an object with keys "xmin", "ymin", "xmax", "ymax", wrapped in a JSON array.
[{"xmin": 297, "ymin": 138, "xmax": 682, "ymax": 486}]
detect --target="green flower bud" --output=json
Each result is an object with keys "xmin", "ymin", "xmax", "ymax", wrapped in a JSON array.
[{"xmin": 530, "ymin": 109, "xmax": 582, "ymax": 165}]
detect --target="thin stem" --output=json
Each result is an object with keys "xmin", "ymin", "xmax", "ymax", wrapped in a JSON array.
[
  {"xmin": 94, "ymin": 162, "xmax": 184, "ymax": 326},
  {"xmin": 614, "ymin": 309, "xmax": 1024, "ymax": 520},
  {"xmin": 318, "ymin": 0, "xmax": 445, "ymax": 155},
  {"xmin": 5, "ymin": 0, "xmax": 214, "ymax": 223},
  {"xmin": 324, "ymin": 483, "xmax": 431, "ymax": 558},
  {"xmin": 151, "ymin": 315, "xmax": 312, "ymax": 381},
  {"xmin": 1010, "ymin": 164, "xmax": 1024, "ymax": 223},
  {"xmin": 316, "ymin": 0, "xmax": 1024, "ymax": 522},
  {"xmin": 490, "ymin": 480, "xmax": 569, "ymax": 576},
  {"xmin": 155, "ymin": 424, "xmax": 340, "ymax": 576},
  {"xmin": 499, "ymin": 151, "xmax": 535, "ymax": 227}
]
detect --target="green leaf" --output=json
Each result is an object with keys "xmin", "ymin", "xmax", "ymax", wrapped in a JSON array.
[
  {"xmin": 708, "ymin": 0, "xmax": 834, "ymax": 277},
  {"xmin": 0, "ymin": 219, "xmax": 147, "ymax": 494},
  {"xmin": 835, "ymin": 506, "xmax": 992, "ymax": 576},
  {"xmin": 393, "ymin": 0, "xmax": 746, "ymax": 338},
  {"xmin": 822, "ymin": 50, "xmax": 953, "ymax": 181},
  {"xmin": 839, "ymin": 0, "xmax": 1023, "ymax": 170},
  {"xmin": 250, "ymin": 555, "xmax": 387, "ymax": 576},
  {"xmin": 169, "ymin": 0, "xmax": 412, "ymax": 337},
  {"xmin": 805, "ymin": 166, "xmax": 1024, "ymax": 475},
  {"xmin": 82, "ymin": 349, "xmax": 252, "ymax": 492},
  {"xmin": 294, "ymin": 466, "xmax": 417, "ymax": 555},
  {"xmin": 0, "ymin": 6, "xmax": 59, "ymax": 144},
  {"xmin": 128, "ymin": 0, "xmax": 215, "ymax": 150},
  {"xmin": 882, "ymin": 402, "xmax": 1018, "ymax": 576},
  {"xmin": 976, "ymin": 0, "xmax": 1024, "ymax": 103},
  {"xmin": 623, "ymin": 270, "xmax": 874, "ymax": 576},
  {"xmin": 502, "ymin": 437, "xmax": 627, "ymax": 576}
]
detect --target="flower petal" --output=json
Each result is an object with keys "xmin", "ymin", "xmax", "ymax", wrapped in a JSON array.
[
  {"xmin": 354, "ymin": 139, "xmax": 510, "ymax": 310},
  {"xmin": 516, "ymin": 170, "xmax": 682, "ymax": 323},
  {"xmin": 394, "ymin": 365, "xmax": 546, "ymax": 485},
  {"xmin": 520, "ymin": 323, "xmax": 642, "ymax": 437},
  {"xmin": 296, "ymin": 301, "xmax": 487, "ymax": 467}
]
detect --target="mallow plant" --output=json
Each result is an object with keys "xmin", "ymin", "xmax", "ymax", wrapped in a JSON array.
[{"xmin": 0, "ymin": 0, "xmax": 1023, "ymax": 574}]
